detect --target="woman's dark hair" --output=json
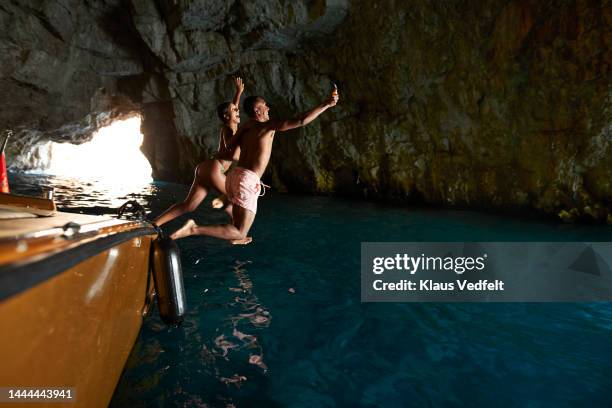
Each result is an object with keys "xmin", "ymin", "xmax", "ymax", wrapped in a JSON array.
[
  {"xmin": 216, "ymin": 102, "xmax": 231, "ymax": 122},
  {"xmin": 243, "ymin": 96, "xmax": 262, "ymax": 118}
]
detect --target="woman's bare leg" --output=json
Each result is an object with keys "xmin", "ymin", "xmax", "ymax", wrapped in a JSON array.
[
  {"xmin": 208, "ymin": 163, "xmax": 247, "ymax": 232},
  {"xmin": 153, "ymin": 167, "xmax": 208, "ymax": 226},
  {"xmin": 223, "ymin": 203, "xmax": 233, "ymax": 222},
  {"xmin": 209, "ymin": 162, "xmax": 230, "ymax": 211},
  {"xmin": 208, "ymin": 161, "xmax": 227, "ymax": 196}
]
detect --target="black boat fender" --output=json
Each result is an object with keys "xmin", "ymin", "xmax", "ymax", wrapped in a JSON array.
[
  {"xmin": 117, "ymin": 201, "xmax": 187, "ymax": 326},
  {"xmin": 150, "ymin": 226, "xmax": 186, "ymax": 326}
]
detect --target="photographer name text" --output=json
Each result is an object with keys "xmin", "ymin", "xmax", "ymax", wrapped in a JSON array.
[{"xmin": 371, "ymin": 253, "xmax": 504, "ymax": 292}]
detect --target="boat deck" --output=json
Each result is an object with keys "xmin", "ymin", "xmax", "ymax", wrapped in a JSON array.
[
  {"xmin": 0, "ymin": 200, "xmax": 153, "ymax": 267},
  {"xmin": 0, "ymin": 208, "xmax": 118, "ymax": 239}
]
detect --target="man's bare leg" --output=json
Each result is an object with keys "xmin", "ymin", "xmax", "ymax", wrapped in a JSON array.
[
  {"xmin": 171, "ymin": 205, "xmax": 255, "ymax": 244},
  {"xmin": 230, "ymin": 236, "xmax": 252, "ymax": 245},
  {"xmin": 223, "ymin": 203, "xmax": 253, "ymax": 245}
]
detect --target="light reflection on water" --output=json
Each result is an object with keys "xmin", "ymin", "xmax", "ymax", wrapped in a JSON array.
[{"xmin": 9, "ymin": 171, "xmax": 158, "ymax": 213}]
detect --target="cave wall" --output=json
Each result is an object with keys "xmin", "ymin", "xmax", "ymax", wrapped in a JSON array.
[
  {"xmin": 300, "ymin": 0, "xmax": 612, "ymax": 222},
  {"xmin": 128, "ymin": 0, "xmax": 349, "ymax": 179},
  {"xmin": 1, "ymin": 0, "xmax": 142, "ymax": 163},
  {"xmin": 1, "ymin": 0, "xmax": 610, "ymax": 222},
  {"xmin": 0, "ymin": 0, "xmax": 142, "ymax": 129},
  {"xmin": 0, "ymin": 0, "xmax": 182, "ymax": 178}
]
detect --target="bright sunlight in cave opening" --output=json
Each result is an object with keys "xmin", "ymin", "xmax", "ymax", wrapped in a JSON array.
[{"xmin": 47, "ymin": 116, "xmax": 152, "ymax": 186}]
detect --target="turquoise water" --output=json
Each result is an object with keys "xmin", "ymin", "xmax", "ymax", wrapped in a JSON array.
[{"xmin": 9, "ymin": 173, "xmax": 612, "ymax": 407}]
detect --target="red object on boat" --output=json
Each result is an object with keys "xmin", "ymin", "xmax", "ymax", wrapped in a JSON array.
[
  {"xmin": 0, "ymin": 153, "xmax": 8, "ymax": 193},
  {"xmin": 0, "ymin": 132, "xmax": 10, "ymax": 193}
]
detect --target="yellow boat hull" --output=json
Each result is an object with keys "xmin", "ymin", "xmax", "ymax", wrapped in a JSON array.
[{"xmin": 0, "ymin": 194, "xmax": 157, "ymax": 407}]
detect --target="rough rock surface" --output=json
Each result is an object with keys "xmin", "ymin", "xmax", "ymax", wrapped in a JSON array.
[
  {"xmin": 0, "ymin": 0, "xmax": 146, "ymax": 167},
  {"xmin": 303, "ymin": 0, "xmax": 612, "ymax": 223},
  {"xmin": 1, "ymin": 0, "xmax": 610, "ymax": 222}
]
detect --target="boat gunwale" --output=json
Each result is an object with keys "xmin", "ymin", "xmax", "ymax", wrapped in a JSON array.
[
  {"xmin": 0, "ymin": 218, "xmax": 129, "ymax": 243},
  {"xmin": 0, "ymin": 223, "xmax": 157, "ymax": 302}
]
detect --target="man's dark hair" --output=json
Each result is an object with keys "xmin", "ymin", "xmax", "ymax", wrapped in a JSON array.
[
  {"xmin": 243, "ymin": 96, "xmax": 262, "ymax": 118},
  {"xmin": 216, "ymin": 102, "xmax": 231, "ymax": 122}
]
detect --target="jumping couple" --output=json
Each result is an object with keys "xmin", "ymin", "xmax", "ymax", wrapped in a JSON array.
[{"xmin": 154, "ymin": 76, "xmax": 339, "ymax": 244}]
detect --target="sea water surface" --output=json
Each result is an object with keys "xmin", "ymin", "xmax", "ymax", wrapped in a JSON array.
[{"xmin": 9, "ymin": 172, "xmax": 612, "ymax": 407}]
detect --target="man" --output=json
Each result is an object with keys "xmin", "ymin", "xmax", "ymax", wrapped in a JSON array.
[{"xmin": 171, "ymin": 89, "xmax": 339, "ymax": 241}]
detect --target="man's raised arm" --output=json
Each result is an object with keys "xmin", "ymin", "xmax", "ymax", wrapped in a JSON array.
[{"xmin": 269, "ymin": 94, "xmax": 339, "ymax": 132}]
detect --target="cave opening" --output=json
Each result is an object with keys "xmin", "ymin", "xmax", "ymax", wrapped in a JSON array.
[{"xmin": 45, "ymin": 116, "xmax": 153, "ymax": 187}]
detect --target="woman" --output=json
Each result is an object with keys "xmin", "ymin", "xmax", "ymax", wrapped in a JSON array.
[{"xmin": 154, "ymin": 77, "xmax": 251, "ymax": 244}]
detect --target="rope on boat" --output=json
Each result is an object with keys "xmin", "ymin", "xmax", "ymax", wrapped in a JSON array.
[{"xmin": 117, "ymin": 200, "xmax": 147, "ymax": 221}]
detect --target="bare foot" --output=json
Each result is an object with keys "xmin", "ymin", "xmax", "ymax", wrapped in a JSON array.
[
  {"xmin": 230, "ymin": 236, "xmax": 253, "ymax": 245},
  {"xmin": 170, "ymin": 219, "xmax": 196, "ymax": 240},
  {"xmin": 211, "ymin": 195, "xmax": 226, "ymax": 209}
]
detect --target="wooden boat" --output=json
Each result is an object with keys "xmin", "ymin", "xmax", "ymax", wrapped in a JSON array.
[{"xmin": 0, "ymin": 192, "xmax": 183, "ymax": 407}]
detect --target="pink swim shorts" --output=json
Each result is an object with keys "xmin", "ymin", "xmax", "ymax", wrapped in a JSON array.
[{"xmin": 225, "ymin": 167, "xmax": 263, "ymax": 214}]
